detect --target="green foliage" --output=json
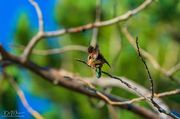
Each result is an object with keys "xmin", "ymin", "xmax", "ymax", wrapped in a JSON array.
[
  {"xmin": 55, "ymin": 0, "xmax": 95, "ymax": 27},
  {"xmin": 0, "ymin": 78, "xmax": 17, "ymax": 112}
]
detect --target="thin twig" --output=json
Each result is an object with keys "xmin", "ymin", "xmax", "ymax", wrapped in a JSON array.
[
  {"xmin": 29, "ymin": 0, "xmax": 44, "ymax": 32},
  {"xmin": 136, "ymin": 37, "xmax": 154, "ymax": 98},
  {"xmin": 136, "ymin": 37, "xmax": 180, "ymax": 119}
]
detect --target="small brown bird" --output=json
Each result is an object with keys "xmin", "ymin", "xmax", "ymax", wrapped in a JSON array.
[{"xmin": 87, "ymin": 45, "xmax": 110, "ymax": 78}]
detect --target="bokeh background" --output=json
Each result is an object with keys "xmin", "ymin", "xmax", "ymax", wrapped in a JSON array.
[{"xmin": 0, "ymin": 0, "xmax": 180, "ymax": 119}]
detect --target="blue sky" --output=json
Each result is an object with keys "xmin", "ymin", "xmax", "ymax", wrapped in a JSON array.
[
  {"xmin": 0, "ymin": 0, "xmax": 60, "ymax": 118},
  {"xmin": 0, "ymin": 0, "xmax": 58, "ymax": 49}
]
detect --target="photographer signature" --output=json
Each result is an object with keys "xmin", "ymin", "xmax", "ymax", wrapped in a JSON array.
[{"xmin": 1, "ymin": 110, "xmax": 24, "ymax": 117}]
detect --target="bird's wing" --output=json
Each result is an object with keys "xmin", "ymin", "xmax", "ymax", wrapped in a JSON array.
[{"xmin": 98, "ymin": 54, "xmax": 111, "ymax": 68}]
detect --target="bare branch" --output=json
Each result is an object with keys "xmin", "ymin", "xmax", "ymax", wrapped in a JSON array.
[
  {"xmin": 21, "ymin": 32, "xmax": 43, "ymax": 61},
  {"xmin": 21, "ymin": 0, "xmax": 44, "ymax": 62},
  {"xmin": 3, "ymin": 73, "xmax": 43, "ymax": 119},
  {"xmin": 29, "ymin": 0, "xmax": 44, "ymax": 32}
]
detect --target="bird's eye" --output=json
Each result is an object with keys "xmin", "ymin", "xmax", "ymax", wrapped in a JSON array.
[
  {"xmin": 88, "ymin": 46, "xmax": 94, "ymax": 53},
  {"xmin": 88, "ymin": 56, "xmax": 92, "ymax": 59}
]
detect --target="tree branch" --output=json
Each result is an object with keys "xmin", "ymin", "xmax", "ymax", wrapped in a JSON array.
[
  {"xmin": 29, "ymin": 0, "xmax": 44, "ymax": 32},
  {"xmin": 44, "ymin": 0, "xmax": 153, "ymax": 37},
  {"xmin": 88, "ymin": 78, "xmax": 180, "ymax": 104},
  {"xmin": 21, "ymin": 0, "xmax": 153, "ymax": 62},
  {"xmin": 0, "ymin": 44, "xmax": 159, "ymax": 119},
  {"xmin": 75, "ymin": 59, "xmax": 170, "ymax": 118},
  {"xmin": 21, "ymin": 24, "xmax": 44, "ymax": 62},
  {"xmin": 21, "ymin": 0, "xmax": 44, "ymax": 62}
]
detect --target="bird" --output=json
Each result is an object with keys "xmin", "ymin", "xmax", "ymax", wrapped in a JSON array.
[{"xmin": 87, "ymin": 45, "xmax": 110, "ymax": 78}]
